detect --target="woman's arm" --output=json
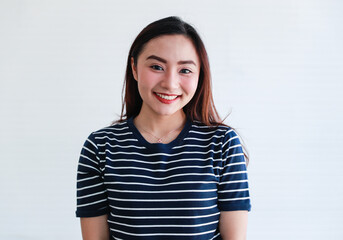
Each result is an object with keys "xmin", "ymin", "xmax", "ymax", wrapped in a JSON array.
[
  {"xmin": 80, "ymin": 214, "xmax": 110, "ymax": 240},
  {"xmin": 219, "ymin": 210, "xmax": 248, "ymax": 240}
]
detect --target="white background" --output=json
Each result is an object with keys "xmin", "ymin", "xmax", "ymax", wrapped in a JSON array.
[{"xmin": 1, "ymin": 0, "xmax": 342, "ymax": 239}]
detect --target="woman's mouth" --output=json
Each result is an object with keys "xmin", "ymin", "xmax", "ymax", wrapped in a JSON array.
[{"xmin": 154, "ymin": 92, "xmax": 180, "ymax": 103}]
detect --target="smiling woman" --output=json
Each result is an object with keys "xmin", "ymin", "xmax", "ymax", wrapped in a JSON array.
[{"xmin": 76, "ymin": 16, "xmax": 251, "ymax": 240}]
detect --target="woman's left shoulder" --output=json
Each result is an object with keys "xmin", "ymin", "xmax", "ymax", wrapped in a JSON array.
[{"xmin": 190, "ymin": 120, "xmax": 236, "ymax": 137}]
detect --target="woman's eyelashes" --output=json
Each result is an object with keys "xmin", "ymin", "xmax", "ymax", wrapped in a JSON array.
[
  {"xmin": 180, "ymin": 68, "xmax": 192, "ymax": 74},
  {"xmin": 150, "ymin": 65, "xmax": 192, "ymax": 74},
  {"xmin": 150, "ymin": 65, "xmax": 164, "ymax": 71}
]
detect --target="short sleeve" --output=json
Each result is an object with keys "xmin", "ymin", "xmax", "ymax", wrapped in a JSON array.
[
  {"xmin": 217, "ymin": 128, "xmax": 251, "ymax": 211},
  {"xmin": 76, "ymin": 132, "xmax": 109, "ymax": 217}
]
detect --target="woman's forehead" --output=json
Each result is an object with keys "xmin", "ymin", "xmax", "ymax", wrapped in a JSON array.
[{"xmin": 139, "ymin": 35, "xmax": 200, "ymax": 64}]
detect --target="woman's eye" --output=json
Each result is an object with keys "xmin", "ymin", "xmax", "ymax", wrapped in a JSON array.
[
  {"xmin": 151, "ymin": 65, "xmax": 163, "ymax": 71},
  {"xmin": 180, "ymin": 69, "xmax": 192, "ymax": 74}
]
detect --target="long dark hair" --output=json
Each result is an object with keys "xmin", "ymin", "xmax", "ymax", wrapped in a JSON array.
[
  {"xmin": 118, "ymin": 16, "xmax": 222, "ymax": 126},
  {"xmin": 115, "ymin": 16, "xmax": 249, "ymax": 163}
]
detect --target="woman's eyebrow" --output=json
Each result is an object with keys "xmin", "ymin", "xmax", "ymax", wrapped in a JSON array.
[
  {"xmin": 146, "ymin": 55, "xmax": 196, "ymax": 66},
  {"xmin": 146, "ymin": 55, "xmax": 167, "ymax": 63}
]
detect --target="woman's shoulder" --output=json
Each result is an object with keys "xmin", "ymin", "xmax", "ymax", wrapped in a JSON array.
[
  {"xmin": 190, "ymin": 120, "xmax": 237, "ymax": 139},
  {"xmin": 189, "ymin": 121, "xmax": 243, "ymax": 153},
  {"xmin": 88, "ymin": 120, "xmax": 130, "ymax": 138},
  {"xmin": 191, "ymin": 120, "xmax": 233, "ymax": 131}
]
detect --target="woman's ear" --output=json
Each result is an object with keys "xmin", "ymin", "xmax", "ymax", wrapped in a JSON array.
[{"xmin": 131, "ymin": 57, "xmax": 138, "ymax": 81}]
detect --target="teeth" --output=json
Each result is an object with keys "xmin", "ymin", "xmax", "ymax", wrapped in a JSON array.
[{"xmin": 156, "ymin": 93, "xmax": 178, "ymax": 100}]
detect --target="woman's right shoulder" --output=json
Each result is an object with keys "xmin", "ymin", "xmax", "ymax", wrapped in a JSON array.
[{"xmin": 86, "ymin": 120, "xmax": 130, "ymax": 140}]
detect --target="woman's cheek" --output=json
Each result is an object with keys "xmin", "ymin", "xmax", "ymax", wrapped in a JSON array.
[
  {"xmin": 140, "ymin": 69, "xmax": 159, "ymax": 83},
  {"xmin": 183, "ymin": 76, "xmax": 199, "ymax": 93}
]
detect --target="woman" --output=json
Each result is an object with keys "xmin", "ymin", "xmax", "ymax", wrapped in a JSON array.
[{"xmin": 76, "ymin": 16, "xmax": 251, "ymax": 240}]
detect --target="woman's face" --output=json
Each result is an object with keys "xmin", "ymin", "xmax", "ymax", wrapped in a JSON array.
[{"xmin": 131, "ymin": 34, "xmax": 200, "ymax": 118}]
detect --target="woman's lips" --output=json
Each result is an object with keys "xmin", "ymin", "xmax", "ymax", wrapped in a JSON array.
[{"xmin": 154, "ymin": 92, "xmax": 180, "ymax": 104}]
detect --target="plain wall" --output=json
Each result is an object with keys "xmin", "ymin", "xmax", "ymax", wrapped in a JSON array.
[{"xmin": 1, "ymin": 0, "xmax": 342, "ymax": 239}]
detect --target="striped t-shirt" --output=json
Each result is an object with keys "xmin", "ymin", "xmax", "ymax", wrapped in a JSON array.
[{"xmin": 76, "ymin": 117, "xmax": 251, "ymax": 239}]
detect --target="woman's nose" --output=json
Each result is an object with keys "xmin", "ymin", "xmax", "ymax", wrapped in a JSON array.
[{"xmin": 161, "ymin": 69, "xmax": 179, "ymax": 90}]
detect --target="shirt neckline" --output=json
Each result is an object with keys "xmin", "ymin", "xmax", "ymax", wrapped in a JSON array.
[{"xmin": 127, "ymin": 117, "xmax": 192, "ymax": 150}]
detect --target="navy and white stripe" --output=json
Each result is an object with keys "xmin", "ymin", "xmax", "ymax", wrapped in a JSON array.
[{"xmin": 76, "ymin": 118, "xmax": 251, "ymax": 239}]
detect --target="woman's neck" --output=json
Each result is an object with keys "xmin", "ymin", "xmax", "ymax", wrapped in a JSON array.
[{"xmin": 133, "ymin": 110, "xmax": 187, "ymax": 144}]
